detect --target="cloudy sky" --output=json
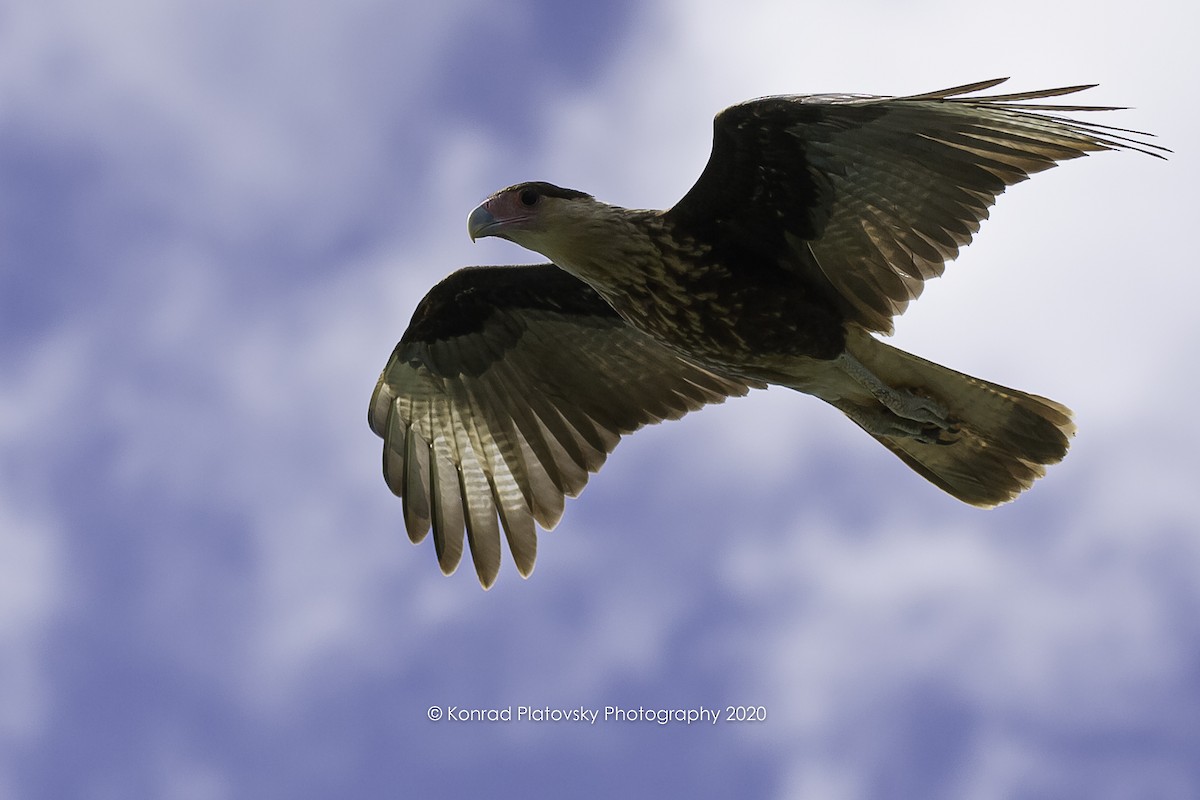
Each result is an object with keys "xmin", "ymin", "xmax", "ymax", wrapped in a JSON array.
[{"xmin": 2, "ymin": 1, "xmax": 1197, "ymax": 797}]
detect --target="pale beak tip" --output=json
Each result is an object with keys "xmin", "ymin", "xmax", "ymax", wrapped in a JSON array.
[{"xmin": 467, "ymin": 204, "xmax": 497, "ymax": 243}]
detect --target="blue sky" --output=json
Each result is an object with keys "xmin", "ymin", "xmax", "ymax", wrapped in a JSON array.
[{"xmin": 2, "ymin": 1, "xmax": 1198, "ymax": 798}]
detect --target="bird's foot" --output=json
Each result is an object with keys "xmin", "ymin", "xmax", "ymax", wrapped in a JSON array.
[
  {"xmin": 836, "ymin": 401, "xmax": 960, "ymax": 444},
  {"xmin": 836, "ymin": 352, "xmax": 959, "ymax": 442}
]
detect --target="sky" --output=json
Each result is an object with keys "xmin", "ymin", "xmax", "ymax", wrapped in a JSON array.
[{"xmin": 1, "ymin": 1, "xmax": 1198, "ymax": 798}]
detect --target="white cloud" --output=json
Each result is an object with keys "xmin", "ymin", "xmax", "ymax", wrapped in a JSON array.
[
  {"xmin": 0, "ymin": 500, "xmax": 64, "ymax": 787},
  {"xmin": 0, "ymin": 0, "xmax": 502, "ymax": 710},
  {"xmin": 3, "ymin": 0, "xmax": 1198, "ymax": 796},
  {"xmin": 0, "ymin": 332, "xmax": 80, "ymax": 785},
  {"xmin": 718, "ymin": 503, "xmax": 1198, "ymax": 795},
  {"xmin": 0, "ymin": 0, "xmax": 484, "ymax": 253}
]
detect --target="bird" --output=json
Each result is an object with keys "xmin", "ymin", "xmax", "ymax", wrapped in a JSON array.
[{"xmin": 370, "ymin": 78, "xmax": 1165, "ymax": 588}]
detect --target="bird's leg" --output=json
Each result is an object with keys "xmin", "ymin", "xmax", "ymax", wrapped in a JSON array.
[{"xmin": 836, "ymin": 352, "xmax": 958, "ymax": 439}]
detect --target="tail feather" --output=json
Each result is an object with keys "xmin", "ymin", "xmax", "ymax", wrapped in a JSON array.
[{"xmin": 846, "ymin": 331, "xmax": 1075, "ymax": 506}]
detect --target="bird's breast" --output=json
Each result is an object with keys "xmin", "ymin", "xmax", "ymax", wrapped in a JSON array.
[{"xmin": 600, "ymin": 254, "xmax": 847, "ymax": 373}]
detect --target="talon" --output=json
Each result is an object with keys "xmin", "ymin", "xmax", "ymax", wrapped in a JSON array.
[{"xmin": 918, "ymin": 421, "xmax": 961, "ymax": 445}]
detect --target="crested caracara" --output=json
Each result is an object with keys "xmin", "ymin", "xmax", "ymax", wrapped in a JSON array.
[{"xmin": 371, "ymin": 79, "xmax": 1165, "ymax": 587}]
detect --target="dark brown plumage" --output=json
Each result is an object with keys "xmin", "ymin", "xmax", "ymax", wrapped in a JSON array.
[{"xmin": 373, "ymin": 79, "xmax": 1165, "ymax": 587}]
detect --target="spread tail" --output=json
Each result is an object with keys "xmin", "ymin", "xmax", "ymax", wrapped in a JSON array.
[{"xmin": 841, "ymin": 330, "xmax": 1075, "ymax": 506}]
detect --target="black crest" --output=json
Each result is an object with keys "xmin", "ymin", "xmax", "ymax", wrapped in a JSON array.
[{"xmin": 496, "ymin": 181, "xmax": 593, "ymax": 202}]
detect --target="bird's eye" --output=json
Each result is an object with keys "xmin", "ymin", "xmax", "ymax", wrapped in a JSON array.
[{"xmin": 518, "ymin": 188, "xmax": 540, "ymax": 206}]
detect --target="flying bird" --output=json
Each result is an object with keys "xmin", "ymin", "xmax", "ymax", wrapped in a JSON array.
[{"xmin": 371, "ymin": 78, "xmax": 1164, "ymax": 588}]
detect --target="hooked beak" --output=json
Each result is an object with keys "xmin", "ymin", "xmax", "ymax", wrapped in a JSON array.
[{"xmin": 467, "ymin": 202, "xmax": 500, "ymax": 242}]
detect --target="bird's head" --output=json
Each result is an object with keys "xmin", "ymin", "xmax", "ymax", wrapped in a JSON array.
[{"xmin": 467, "ymin": 181, "xmax": 603, "ymax": 258}]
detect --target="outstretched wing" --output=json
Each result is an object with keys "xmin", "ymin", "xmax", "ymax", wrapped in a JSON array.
[
  {"xmin": 370, "ymin": 264, "xmax": 758, "ymax": 588},
  {"xmin": 666, "ymin": 78, "xmax": 1167, "ymax": 333}
]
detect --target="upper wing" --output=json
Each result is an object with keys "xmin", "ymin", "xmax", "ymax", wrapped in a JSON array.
[
  {"xmin": 666, "ymin": 78, "xmax": 1166, "ymax": 333},
  {"xmin": 369, "ymin": 264, "xmax": 758, "ymax": 588}
]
